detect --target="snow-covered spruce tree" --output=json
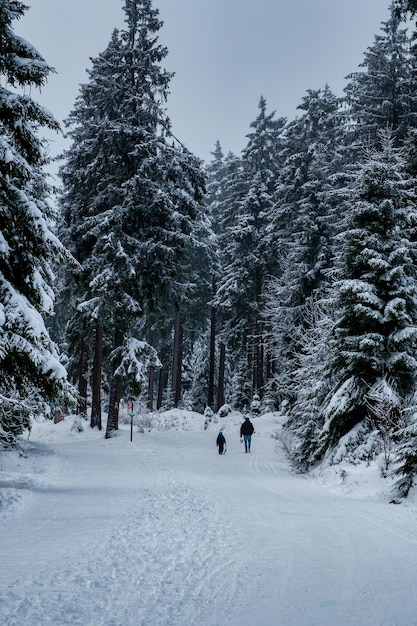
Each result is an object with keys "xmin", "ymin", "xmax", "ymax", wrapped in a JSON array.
[
  {"xmin": 282, "ymin": 298, "xmax": 336, "ymax": 470},
  {"xmin": 180, "ymin": 219, "xmax": 223, "ymax": 414},
  {"xmin": 205, "ymin": 147, "xmax": 243, "ymax": 410},
  {"xmin": 0, "ymin": 0, "xmax": 72, "ymax": 444},
  {"xmin": 214, "ymin": 97, "xmax": 286, "ymax": 409},
  {"xmin": 59, "ymin": 0, "xmax": 205, "ymax": 437},
  {"xmin": 317, "ymin": 131, "xmax": 417, "ymax": 461},
  {"xmin": 205, "ymin": 140, "xmax": 225, "ymax": 235},
  {"xmin": 396, "ymin": 0, "xmax": 417, "ymax": 14},
  {"xmin": 199, "ymin": 141, "xmax": 232, "ymax": 410},
  {"xmin": 58, "ymin": 32, "xmax": 127, "ymax": 430},
  {"xmin": 393, "ymin": 404, "xmax": 417, "ymax": 497},
  {"xmin": 344, "ymin": 2, "xmax": 417, "ymax": 151},
  {"xmin": 168, "ymin": 205, "xmax": 214, "ymax": 410},
  {"xmin": 183, "ymin": 330, "xmax": 211, "ymax": 413},
  {"xmin": 266, "ymin": 86, "xmax": 344, "ymax": 407}
]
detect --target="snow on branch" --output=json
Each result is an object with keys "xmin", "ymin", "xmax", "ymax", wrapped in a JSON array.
[{"xmin": 113, "ymin": 337, "xmax": 161, "ymax": 396}]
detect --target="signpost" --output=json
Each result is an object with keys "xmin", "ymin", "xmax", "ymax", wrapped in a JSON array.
[{"xmin": 129, "ymin": 400, "xmax": 134, "ymax": 442}]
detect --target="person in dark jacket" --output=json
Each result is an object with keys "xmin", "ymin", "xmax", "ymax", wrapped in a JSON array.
[
  {"xmin": 240, "ymin": 417, "xmax": 254, "ymax": 453},
  {"xmin": 216, "ymin": 431, "xmax": 226, "ymax": 455}
]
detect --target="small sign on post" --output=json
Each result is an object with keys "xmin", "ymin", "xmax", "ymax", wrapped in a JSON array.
[{"xmin": 129, "ymin": 400, "xmax": 134, "ymax": 442}]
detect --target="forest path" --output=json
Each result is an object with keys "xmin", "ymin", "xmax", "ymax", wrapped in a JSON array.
[{"xmin": 1, "ymin": 416, "xmax": 417, "ymax": 625}]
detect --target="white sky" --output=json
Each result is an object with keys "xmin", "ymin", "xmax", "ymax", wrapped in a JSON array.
[{"xmin": 19, "ymin": 0, "xmax": 392, "ymax": 165}]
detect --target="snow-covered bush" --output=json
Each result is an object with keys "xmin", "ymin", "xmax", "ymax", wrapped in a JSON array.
[
  {"xmin": 250, "ymin": 394, "xmax": 261, "ymax": 415},
  {"xmin": 203, "ymin": 406, "xmax": 214, "ymax": 430},
  {"xmin": 136, "ymin": 409, "xmax": 205, "ymax": 432},
  {"xmin": 217, "ymin": 404, "xmax": 232, "ymax": 418}
]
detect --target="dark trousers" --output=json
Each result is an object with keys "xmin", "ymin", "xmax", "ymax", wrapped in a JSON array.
[{"xmin": 218, "ymin": 444, "xmax": 224, "ymax": 454}]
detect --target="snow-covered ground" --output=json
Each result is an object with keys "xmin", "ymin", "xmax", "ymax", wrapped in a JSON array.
[{"xmin": 2, "ymin": 409, "xmax": 417, "ymax": 626}]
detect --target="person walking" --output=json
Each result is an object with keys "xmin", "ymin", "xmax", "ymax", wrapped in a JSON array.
[
  {"xmin": 216, "ymin": 430, "xmax": 226, "ymax": 455},
  {"xmin": 240, "ymin": 416, "xmax": 254, "ymax": 453}
]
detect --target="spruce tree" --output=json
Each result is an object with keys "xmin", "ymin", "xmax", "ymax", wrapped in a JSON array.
[
  {"xmin": 395, "ymin": 0, "xmax": 417, "ymax": 16},
  {"xmin": 319, "ymin": 131, "xmax": 417, "ymax": 456},
  {"xmin": 59, "ymin": 0, "xmax": 205, "ymax": 435},
  {"xmin": 283, "ymin": 299, "xmax": 335, "ymax": 470},
  {"xmin": 214, "ymin": 97, "xmax": 286, "ymax": 408},
  {"xmin": 344, "ymin": 3, "xmax": 417, "ymax": 150},
  {"xmin": 0, "ymin": 1, "xmax": 71, "ymax": 443},
  {"xmin": 205, "ymin": 147, "xmax": 242, "ymax": 410},
  {"xmin": 267, "ymin": 86, "xmax": 343, "ymax": 406}
]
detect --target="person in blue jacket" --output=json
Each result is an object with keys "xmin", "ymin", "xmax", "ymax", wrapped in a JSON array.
[{"xmin": 216, "ymin": 431, "xmax": 226, "ymax": 455}]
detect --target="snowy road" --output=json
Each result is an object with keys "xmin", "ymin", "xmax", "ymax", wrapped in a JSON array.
[{"xmin": 2, "ymin": 413, "xmax": 417, "ymax": 625}]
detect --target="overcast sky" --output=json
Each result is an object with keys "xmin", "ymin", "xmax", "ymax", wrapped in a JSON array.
[{"xmin": 19, "ymin": 1, "xmax": 392, "ymax": 167}]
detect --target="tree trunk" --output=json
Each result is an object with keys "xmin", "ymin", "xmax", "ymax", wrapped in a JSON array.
[
  {"xmin": 172, "ymin": 305, "xmax": 183, "ymax": 408},
  {"xmin": 216, "ymin": 341, "xmax": 226, "ymax": 411},
  {"xmin": 105, "ymin": 328, "xmax": 124, "ymax": 439},
  {"xmin": 90, "ymin": 319, "xmax": 103, "ymax": 430},
  {"xmin": 253, "ymin": 265, "xmax": 264, "ymax": 395},
  {"xmin": 254, "ymin": 319, "xmax": 264, "ymax": 396},
  {"xmin": 77, "ymin": 324, "xmax": 88, "ymax": 419},
  {"xmin": 266, "ymin": 346, "xmax": 274, "ymax": 381},
  {"xmin": 147, "ymin": 330, "xmax": 156, "ymax": 411},
  {"xmin": 208, "ymin": 298, "xmax": 216, "ymax": 409},
  {"xmin": 148, "ymin": 367, "xmax": 155, "ymax": 411},
  {"xmin": 156, "ymin": 367, "xmax": 167, "ymax": 410}
]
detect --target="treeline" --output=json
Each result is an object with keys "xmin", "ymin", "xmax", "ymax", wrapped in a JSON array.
[{"xmin": 4, "ymin": 0, "xmax": 417, "ymax": 495}]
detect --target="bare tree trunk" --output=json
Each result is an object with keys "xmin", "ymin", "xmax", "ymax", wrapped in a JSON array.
[
  {"xmin": 254, "ymin": 319, "xmax": 264, "ymax": 396},
  {"xmin": 147, "ymin": 330, "xmax": 156, "ymax": 411},
  {"xmin": 90, "ymin": 320, "xmax": 103, "ymax": 430},
  {"xmin": 266, "ymin": 346, "xmax": 274, "ymax": 381},
  {"xmin": 148, "ymin": 367, "xmax": 155, "ymax": 411},
  {"xmin": 172, "ymin": 305, "xmax": 183, "ymax": 408},
  {"xmin": 216, "ymin": 341, "xmax": 226, "ymax": 411},
  {"xmin": 253, "ymin": 265, "xmax": 264, "ymax": 395},
  {"xmin": 156, "ymin": 367, "xmax": 167, "ymax": 410},
  {"xmin": 77, "ymin": 324, "xmax": 88, "ymax": 419},
  {"xmin": 105, "ymin": 328, "xmax": 124, "ymax": 439},
  {"xmin": 208, "ymin": 294, "xmax": 216, "ymax": 408}
]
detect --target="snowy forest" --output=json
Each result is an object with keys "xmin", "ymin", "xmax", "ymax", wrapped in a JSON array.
[{"xmin": 4, "ymin": 0, "xmax": 417, "ymax": 499}]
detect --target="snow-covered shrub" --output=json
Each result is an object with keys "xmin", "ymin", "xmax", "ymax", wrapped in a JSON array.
[
  {"xmin": 322, "ymin": 422, "xmax": 381, "ymax": 468},
  {"xmin": 365, "ymin": 377, "xmax": 404, "ymax": 472},
  {"xmin": 217, "ymin": 404, "xmax": 232, "ymax": 418},
  {"xmin": 250, "ymin": 394, "xmax": 261, "ymax": 415},
  {"xmin": 203, "ymin": 406, "xmax": 214, "ymax": 430},
  {"xmin": 71, "ymin": 415, "xmax": 84, "ymax": 433},
  {"xmin": 136, "ymin": 409, "xmax": 205, "ymax": 432}
]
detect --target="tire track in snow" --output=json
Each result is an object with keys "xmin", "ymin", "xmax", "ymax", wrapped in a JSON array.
[
  {"xmin": 248, "ymin": 436, "xmax": 280, "ymax": 478},
  {"xmin": 236, "ymin": 433, "xmax": 363, "ymax": 623},
  {"xmin": 237, "ymin": 431, "xmax": 417, "ymax": 625}
]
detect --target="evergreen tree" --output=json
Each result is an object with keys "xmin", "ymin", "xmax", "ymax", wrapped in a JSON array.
[
  {"xmin": 0, "ymin": 1, "xmax": 71, "ymax": 443},
  {"xmin": 205, "ymin": 146, "xmax": 242, "ymax": 410},
  {"xmin": 214, "ymin": 97, "xmax": 286, "ymax": 408},
  {"xmin": 282, "ymin": 299, "xmax": 335, "ymax": 470},
  {"xmin": 395, "ymin": 0, "xmax": 417, "ymax": 17},
  {"xmin": 267, "ymin": 86, "xmax": 343, "ymax": 406},
  {"xmin": 318, "ymin": 131, "xmax": 417, "ymax": 456},
  {"xmin": 344, "ymin": 3, "xmax": 417, "ymax": 150},
  {"xmin": 205, "ymin": 140, "xmax": 225, "ymax": 235},
  {"xmin": 394, "ymin": 405, "xmax": 417, "ymax": 497},
  {"xmin": 59, "ymin": 0, "xmax": 205, "ymax": 435}
]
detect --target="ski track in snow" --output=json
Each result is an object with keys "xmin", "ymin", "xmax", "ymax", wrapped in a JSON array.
[{"xmin": 2, "ymin": 414, "xmax": 417, "ymax": 625}]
